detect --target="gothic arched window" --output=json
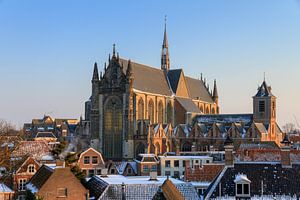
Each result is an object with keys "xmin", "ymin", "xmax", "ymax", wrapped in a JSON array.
[
  {"xmin": 148, "ymin": 99, "xmax": 154, "ymax": 124},
  {"xmin": 206, "ymin": 107, "xmax": 210, "ymax": 114},
  {"xmin": 138, "ymin": 98, "xmax": 144, "ymax": 120},
  {"xmin": 211, "ymin": 107, "xmax": 216, "ymax": 114},
  {"xmin": 104, "ymin": 97, "xmax": 123, "ymax": 159},
  {"xmin": 200, "ymin": 105, "xmax": 204, "ymax": 113},
  {"xmin": 181, "ymin": 142, "xmax": 192, "ymax": 152},
  {"xmin": 158, "ymin": 101, "xmax": 164, "ymax": 123},
  {"xmin": 167, "ymin": 102, "xmax": 173, "ymax": 124},
  {"xmin": 135, "ymin": 142, "xmax": 145, "ymax": 158}
]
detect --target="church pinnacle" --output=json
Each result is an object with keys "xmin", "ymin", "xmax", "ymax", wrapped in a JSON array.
[{"xmin": 161, "ymin": 15, "xmax": 170, "ymax": 71}]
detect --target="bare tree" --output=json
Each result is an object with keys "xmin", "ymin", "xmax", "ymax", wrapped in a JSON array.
[
  {"xmin": 0, "ymin": 119, "xmax": 17, "ymax": 135},
  {"xmin": 282, "ymin": 123, "xmax": 300, "ymax": 135}
]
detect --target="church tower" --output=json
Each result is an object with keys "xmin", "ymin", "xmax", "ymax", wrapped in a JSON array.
[
  {"xmin": 161, "ymin": 17, "xmax": 170, "ymax": 71},
  {"xmin": 253, "ymin": 80, "xmax": 277, "ymax": 141},
  {"xmin": 90, "ymin": 62, "xmax": 100, "ymax": 149}
]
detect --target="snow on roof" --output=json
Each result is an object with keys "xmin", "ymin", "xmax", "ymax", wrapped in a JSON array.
[
  {"xmin": 26, "ymin": 182, "xmax": 38, "ymax": 193},
  {"xmin": 0, "ymin": 183, "xmax": 13, "ymax": 193},
  {"xmin": 97, "ymin": 175, "xmax": 184, "ymax": 185},
  {"xmin": 159, "ymin": 155, "xmax": 212, "ymax": 159},
  {"xmin": 189, "ymin": 181, "xmax": 211, "ymax": 187},
  {"xmin": 234, "ymin": 174, "xmax": 251, "ymax": 183}
]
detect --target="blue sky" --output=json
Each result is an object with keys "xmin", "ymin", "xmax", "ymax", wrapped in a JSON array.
[{"xmin": 0, "ymin": 0, "xmax": 300, "ymax": 128}]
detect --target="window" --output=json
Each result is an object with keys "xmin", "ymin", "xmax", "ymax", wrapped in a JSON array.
[
  {"xmin": 235, "ymin": 174, "xmax": 251, "ymax": 197},
  {"xmin": 148, "ymin": 100, "xmax": 155, "ymax": 123},
  {"xmin": 174, "ymin": 160, "xmax": 179, "ymax": 167},
  {"xmin": 165, "ymin": 171, "xmax": 170, "ymax": 176},
  {"xmin": 128, "ymin": 168, "xmax": 132, "ymax": 174},
  {"xmin": 174, "ymin": 171, "xmax": 180, "ymax": 178},
  {"xmin": 158, "ymin": 101, "xmax": 164, "ymax": 123},
  {"xmin": 206, "ymin": 160, "xmax": 210, "ymax": 164},
  {"xmin": 197, "ymin": 188, "xmax": 205, "ymax": 196},
  {"xmin": 96, "ymin": 169, "xmax": 101, "ymax": 175},
  {"xmin": 195, "ymin": 160, "xmax": 199, "ymax": 164},
  {"xmin": 165, "ymin": 160, "xmax": 171, "ymax": 168},
  {"xmin": 183, "ymin": 160, "xmax": 186, "ymax": 167},
  {"xmin": 89, "ymin": 169, "xmax": 95, "ymax": 177},
  {"xmin": 57, "ymin": 188, "xmax": 67, "ymax": 197},
  {"xmin": 84, "ymin": 156, "xmax": 90, "ymax": 164},
  {"xmin": 18, "ymin": 179, "xmax": 27, "ymax": 191},
  {"xmin": 244, "ymin": 184, "xmax": 249, "ymax": 194},
  {"xmin": 28, "ymin": 164, "xmax": 35, "ymax": 173},
  {"xmin": 111, "ymin": 169, "xmax": 115, "ymax": 174},
  {"xmin": 138, "ymin": 98, "xmax": 144, "ymax": 120},
  {"xmin": 151, "ymin": 165, "xmax": 157, "ymax": 172},
  {"xmin": 143, "ymin": 165, "xmax": 149, "ymax": 172},
  {"xmin": 237, "ymin": 184, "xmax": 243, "ymax": 195},
  {"xmin": 259, "ymin": 100, "xmax": 265, "ymax": 113},
  {"xmin": 18, "ymin": 195, "xmax": 26, "ymax": 200},
  {"xmin": 92, "ymin": 156, "xmax": 98, "ymax": 164}
]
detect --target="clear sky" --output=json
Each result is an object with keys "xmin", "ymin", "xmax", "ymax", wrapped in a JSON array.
[{"xmin": 0, "ymin": 0, "xmax": 300, "ymax": 128}]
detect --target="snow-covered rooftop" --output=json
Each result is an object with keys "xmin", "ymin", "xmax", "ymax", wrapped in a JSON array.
[{"xmin": 97, "ymin": 175, "xmax": 184, "ymax": 185}]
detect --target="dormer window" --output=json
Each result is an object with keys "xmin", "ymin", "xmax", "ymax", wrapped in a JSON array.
[
  {"xmin": 28, "ymin": 164, "xmax": 35, "ymax": 173},
  {"xmin": 234, "ymin": 174, "xmax": 251, "ymax": 197}
]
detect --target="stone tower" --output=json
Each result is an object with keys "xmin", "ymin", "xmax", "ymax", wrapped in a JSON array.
[
  {"xmin": 253, "ymin": 80, "xmax": 277, "ymax": 141},
  {"xmin": 90, "ymin": 62, "xmax": 100, "ymax": 149}
]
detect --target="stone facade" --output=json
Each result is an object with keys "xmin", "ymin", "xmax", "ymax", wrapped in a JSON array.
[{"xmin": 87, "ymin": 26, "xmax": 218, "ymax": 160}]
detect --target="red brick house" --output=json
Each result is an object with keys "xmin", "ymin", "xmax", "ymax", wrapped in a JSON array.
[
  {"xmin": 26, "ymin": 165, "xmax": 88, "ymax": 200},
  {"xmin": 77, "ymin": 148, "xmax": 105, "ymax": 177},
  {"xmin": 134, "ymin": 154, "xmax": 159, "ymax": 176},
  {"xmin": 13, "ymin": 156, "xmax": 40, "ymax": 200}
]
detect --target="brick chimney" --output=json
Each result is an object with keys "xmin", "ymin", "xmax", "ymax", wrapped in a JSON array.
[
  {"xmin": 176, "ymin": 144, "xmax": 180, "ymax": 156},
  {"xmin": 224, "ymin": 135, "xmax": 234, "ymax": 167},
  {"xmin": 191, "ymin": 142, "xmax": 197, "ymax": 152},
  {"xmin": 281, "ymin": 134, "xmax": 292, "ymax": 168}
]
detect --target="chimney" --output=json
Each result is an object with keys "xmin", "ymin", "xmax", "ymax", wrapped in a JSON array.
[
  {"xmin": 280, "ymin": 134, "xmax": 292, "ymax": 168},
  {"xmin": 101, "ymin": 168, "xmax": 108, "ymax": 177},
  {"xmin": 224, "ymin": 135, "xmax": 234, "ymax": 167},
  {"xmin": 176, "ymin": 144, "xmax": 180, "ymax": 156},
  {"xmin": 191, "ymin": 142, "xmax": 197, "ymax": 152},
  {"xmin": 149, "ymin": 171, "xmax": 158, "ymax": 181}
]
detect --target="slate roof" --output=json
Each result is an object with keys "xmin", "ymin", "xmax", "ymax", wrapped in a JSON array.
[
  {"xmin": 120, "ymin": 58, "xmax": 215, "ymax": 104},
  {"xmin": 167, "ymin": 69, "xmax": 183, "ymax": 94},
  {"xmin": 115, "ymin": 161, "xmax": 137, "ymax": 174},
  {"xmin": 0, "ymin": 183, "xmax": 13, "ymax": 193},
  {"xmin": 195, "ymin": 114, "xmax": 253, "ymax": 125},
  {"xmin": 35, "ymin": 132, "xmax": 56, "ymax": 138},
  {"xmin": 120, "ymin": 58, "xmax": 172, "ymax": 96},
  {"xmin": 255, "ymin": 81, "xmax": 274, "ymax": 97},
  {"xmin": 85, "ymin": 176, "xmax": 109, "ymax": 200},
  {"xmin": 86, "ymin": 175, "xmax": 199, "ymax": 200},
  {"xmin": 205, "ymin": 163, "xmax": 300, "ymax": 199},
  {"xmin": 185, "ymin": 76, "xmax": 214, "ymax": 103},
  {"xmin": 175, "ymin": 97, "xmax": 201, "ymax": 113},
  {"xmin": 27, "ymin": 165, "xmax": 54, "ymax": 192}
]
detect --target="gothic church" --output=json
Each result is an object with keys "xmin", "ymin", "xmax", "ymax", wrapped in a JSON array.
[{"xmin": 85, "ymin": 24, "xmax": 219, "ymax": 160}]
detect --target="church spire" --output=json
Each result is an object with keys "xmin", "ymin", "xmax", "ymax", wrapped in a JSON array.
[
  {"xmin": 161, "ymin": 15, "xmax": 170, "ymax": 71},
  {"xmin": 213, "ymin": 79, "xmax": 219, "ymax": 104},
  {"xmin": 92, "ymin": 62, "xmax": 99, "ymax": 81}
]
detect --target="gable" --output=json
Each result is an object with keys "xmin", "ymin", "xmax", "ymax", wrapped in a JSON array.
[
  {"xmin": 38, "ymin": 168, "xmax": 87, "ymax": 199},
  {"xmin": 78, "ymin": 148, "xmax": 105, "ymax": 165},
  {"xmin": 16, "ymin": 156, "xmax": 40, "ymax": 174}
]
